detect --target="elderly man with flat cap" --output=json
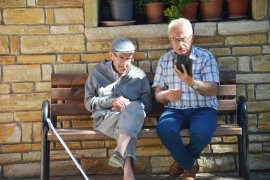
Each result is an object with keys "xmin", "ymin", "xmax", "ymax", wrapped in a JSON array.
[{"xmin": 84, "ymin": 38, "xmax": 151, "ymax": 180}]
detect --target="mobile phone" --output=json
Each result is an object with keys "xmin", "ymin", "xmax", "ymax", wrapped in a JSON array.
[{"xmin": 176, "ymin": 54, "xmax": 192, "ymax": 76}]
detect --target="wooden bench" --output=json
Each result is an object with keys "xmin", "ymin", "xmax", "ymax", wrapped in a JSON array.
[{"xmin": 41, "ymin": 70, "xmax": 249, "ymax": 180}]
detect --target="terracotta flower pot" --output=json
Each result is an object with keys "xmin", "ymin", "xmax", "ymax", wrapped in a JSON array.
[
  {"xmin": 200, "ymin": 0, "xmax": 224, "ymax": 21},
  {"xmin": 181, "ymin": 2, "xmax": 199, "ymax": 22},
  {"xmin": 146, "ymin": 2, "xmax": 165, "ymax": 23},
  {"xmin": 227, "ymin": 0, "xmax": 250, "ymax": 19}
]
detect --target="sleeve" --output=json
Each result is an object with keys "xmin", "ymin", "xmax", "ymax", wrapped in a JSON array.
[
  {"xmin": 202, "ymin": 51, "xmax": 220, "ymax": 84},
  {"xmin": 137, "ymin": 75, "xmax": 152, "ymax": 113},
  {"xmin": 84, "ymin": 71, "xmax": 113, "ymax": 112},
  {"xmin": 152, "ymin": 56, "xmax": 166, "ymax": 89}
]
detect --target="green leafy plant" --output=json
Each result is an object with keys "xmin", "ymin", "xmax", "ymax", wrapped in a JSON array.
[
  {"xmin": 134, "ymin": 0, "xmax": 147, "ymax": 17},
  {"xmin": 164, "ymin": 0, "xmax": 209, "ymax": 22}
]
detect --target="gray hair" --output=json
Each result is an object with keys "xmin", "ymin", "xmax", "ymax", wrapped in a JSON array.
[{"xmin": 168, "ymin": 18, "xmax": 193, "ymax": 35}]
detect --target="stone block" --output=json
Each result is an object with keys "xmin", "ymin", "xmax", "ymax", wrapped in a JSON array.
[
  {"xmin": 82, "ymin": 141, "xmax": 105, "ymax": 149},
  {"xmin": 249, "ymin": 134, "xmax": 270, "ymax": 142},
  {"xmin": 87, "ymin": 63, "xmax": 99, "ymax": 73},
  {"xmin": 85, "ymin": 24, "xmax": 167, "ymax": 41},
  {"xmin": 263, "ymin": 142, "xmax": 270, "ymax": 151},
  {"xmin": 247, "ymin": 84, "xmax": 255, "ymax": 102},
  {"xmin": 249, "ymin": 153, "xmax": 270, "ymax": 170},
  {"xmin": 219, "ymin": 20, "xmax": 269, "ymax": 35},
  {"xmin": 0, "ymin": 124, "xmax": 21, "ymax": 143},
  {"xmin": 54, "ymin": 63, "xmax": 87, "ymax": 74},
  {"xmin": 81, "ymin": 53, "xmax": 109, "ymax": 62},
  {"xmin": 32, "ymin": 122, "xmax": 41, "ymax": 142},
  {"xmin": 54, "ymin": 8, "xmax": 83, "ymax": 24},
  {"xmin": 249, "ymin": 143, "xmax": 263, "ymax": 152},
  {"xmin": 263, "ymin": 45, "xmax": 270, "ymax": 54},
  {"xmin": 17, "ymin": 55, "xmax": 56, "ymax": 64},
  {"xmin": 0, "ymin": 0, "xmax": 26, "ymax": 8},
  {"xmin": 256, "ymin": 85, "xmax": 270, "ymax": 100},
  {"xmin": 2, "ymin": 143, "xmax": 31, "ymax": 153},
  {"xmin": 133, "ymin": 52, "xmax": 147, "ymax": 60},
  {"xmin": 0, "ymin": 25, "xmax": 49, "ymax": 35},
  {"xmin": 0, "ymin": 93, "xmax": 49, "ymax": 111},
  {"xmin": 194, "ymin": 36, "xmax": 224, "ymax": 46},
  {"xmin": 12, "ymin": 83, "xmax": 33, "ymax": 93},
  {"xmin": 238, "ymin": 56, "xmax": 250, "ymax": 72},
  {"xmin": 75, "ymin": 149, "xmax": 107, "ymax": 158},
  {"xmin": 138, "ymin": 60, "xmax": 151, "ymax": 73},
  {"xmin": 252, "ymin": 55, "xmax": 270, "ymax": 72},
  {"xmin": 223, "ymin": 136, "xmax": 238, "ymax": 143},
  {"xmin": 148, "ymin": 50, "xmax": 167, "ymax": 59},
  {"xmin": 199, "ymin": 155, "xmax": 235, "ymax": 172},
  {"xmin": 248, "ymin": 101, "xmax": 270, "ymax": 113},
  {"xmin": 84, "ymin": 0, "xmax": 98, "ymax": 27},
  {"xmin": 10, "ymin": 36, "xmax": 19, "ymax": 54},
  {"xmin": 45, "ymin": 9, "xmax": 54, "ymax": 24},
  {"xmin": 212, "ymin": 144, "xmax": 238, "ymax": 153},
  {"xmin": 225, "ymin": 34, "xmax": 266, "ymax": 45},
  {"xmin": 3, "ymin": 64, "xmax": 41, "ymax": 82},
  {"xmin": 3, "ymin": 162, "xmax": 40, "ymax": 178},
  {"xmin": 136, "ymin": 147, "xmax": 169, "ymax": 156},
  {"xmin": 3, "ymin": 8, "xmax": 44, "ymax": 24},
  {"xmin": 36, "ymin": 82, "xmax": 50, "ymax": 92},
  {"xmin": 209, "ymin": 48, "xmax": 231, "ymax": 56},
  {"xmin": 51, "ymin": 25, "xmax": 84, "ymax": 34},
  {"xmin": 139, "ymin": 38, "xmax": 170, "ymax": 50},
  {"xmin": 217, "ymin": 57, "xmax": 237, "ymax": 70},
  {"xmin": 0, "ymin": 113, "xmax": 14, "ymax": 122},
  {"xmin": 0, "ymin": 56, "xmax": 15, "ymax": 64},
  {"xmin": 258, "ymin": 112, "xmax": 270, "ymax": 132},
  {"xmin": 0, "ymin": 153, "xmax": 21, "ymax": 164},
  {"xmin": 150, "ymin": 156, "xmax": 173, "ymax": 173},
  {"xmin": 23, "ymin": 151, "xmax": 40, "ymax": 161},
  {"xmin": 41, "ymin": 64, "xmax": 52, "ymax": 81},
  {"xmin": 237, "ymin": 73, "xmax": 270, "ymax": 83},
  {"xmin": 27, "ymin": 0, "xmax": 36, "ymax": 6},
  {"xmin": 21, "ymin": 123, "xmax": 32, "ymax": 142},
  {"xmin": 194, "ymin": 22, "xmax": 216, "ymax": 36},
  {"xmin": 14, "ymin": 111, "xmax": 40, "ymax": 123},
  {"xmin": 252, "ymin": 0, "xmax": 268, "ymax": 20},
  {"xmin": 0, "ymin": 84, "xmax": 10, "ymax": 94},
  {"xmin": 21, "ymin": 34, "xmax": 85, "ymax": 53},
  {"xmin": 233, "ymin": 46, "xmax": 261, "ymax": 55},
  {"xmin": 0, "ymin": 36, "xmax": 9, "ymax": 54},
  {"xmin": 55, "ymin": 142, "xmax": 81, "ymax": 150},
  {"xmin": 87, "ymin": 41, "xmax": 111, "ymax": 52},
  {"xmin": 137, "ymin": 138, "xmax": 162, "ymax": 147},
  {"xmin": 57, "ymin": 54, "xmax": 80, "ymax": 63}
]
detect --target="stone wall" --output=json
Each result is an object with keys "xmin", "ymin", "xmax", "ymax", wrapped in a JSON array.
[{"xmin": 0, "ymin": 0, "xmax": 269, "ymax": 178}]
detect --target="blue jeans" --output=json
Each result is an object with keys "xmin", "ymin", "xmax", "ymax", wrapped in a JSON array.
[{"xmin": 156, "ymin": 107, "xmax": 217, "ymax": 170}]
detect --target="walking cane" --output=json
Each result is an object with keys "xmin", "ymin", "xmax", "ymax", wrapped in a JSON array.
[{"xmin": 46, "ymin": 118, "xmax": 90, "ymax": 180}]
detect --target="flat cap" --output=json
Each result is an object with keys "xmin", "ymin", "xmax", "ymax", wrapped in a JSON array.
[{"xmin": 111, "ymin": 38, "xmax": 135, "ymax": 53}]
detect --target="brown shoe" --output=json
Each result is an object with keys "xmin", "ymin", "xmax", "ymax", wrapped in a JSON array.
[
  {"xmin": 182, "ymin": 161, "xmax": 199, "ymax": 180},
  {"xmin": 169, "ymin": 161, "xmax": 184, "ymax": 178}
]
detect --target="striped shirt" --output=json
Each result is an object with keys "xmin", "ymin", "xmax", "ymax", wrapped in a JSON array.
[{"xmin": 152, "ymin": 46, "xmax": 220, "ymax": 110}]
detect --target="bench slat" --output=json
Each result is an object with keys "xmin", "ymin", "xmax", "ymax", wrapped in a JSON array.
[
  {"xmin": 51, "ymin": 74, "xmax": 88, "ymax": 87},
  {"xmin": 51, "ymin": 85, "xmax": 236, "ymax": 101},
  {"xmin": 51, "ymin": 99, "xmax": 237, "ymax": 116},
  {"xmin": 47, "ymin": 125, "xmax": 242, "ymax": 141}
]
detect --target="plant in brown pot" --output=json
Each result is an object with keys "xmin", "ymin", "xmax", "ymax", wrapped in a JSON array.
[
  {"xmin": 199, "ymin": 0, "xmax": 224, "ymax": 21},
  {"xmin": 226, "ymin": 0, "xmax": 251, "ymax": 20},
  {"xmin": 145, "ymin": 0, "xmax": 166, "ymax": 23},
  {"xmin": 164, "ymin": 0, "xmax": 208, "ymax": 22}
]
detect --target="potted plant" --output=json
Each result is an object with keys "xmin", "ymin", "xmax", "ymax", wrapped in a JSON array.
[
  {"xmin": 108, "ymin": 0, "xmax": 134, "ymax": 21},
  {"xmin": 145, "ymin": 0, "xmax": 166, "ymax": 23},
  {"xmin": 226, "ymin": 0, "xmax": 250, "ymax": 20},
  {"xmin": 199, "ymin": 0, "xmax": 224, "ymax": 21},
  {"xmin": 164, "ymin": 0, "xmax": 207, "ymax": 22},
  {"xmin": 134, "ymin": 0, "xmax": 147, "ymax": 24}
]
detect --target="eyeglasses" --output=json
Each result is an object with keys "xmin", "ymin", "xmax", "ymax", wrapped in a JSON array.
[
  {"xmin": 170, "ymin": 34, "xmax": 192, "ymax": 44},
  {"xmin": 113, "ymin": 52, "xmax": 134, "ymax": 63}
]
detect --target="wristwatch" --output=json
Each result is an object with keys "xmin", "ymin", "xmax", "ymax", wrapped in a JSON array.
[{"xmin": 192, "ymin": 81, "xmax": 199, "ymax": 90}]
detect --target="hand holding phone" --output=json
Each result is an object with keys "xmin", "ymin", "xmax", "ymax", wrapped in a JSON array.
[{"xmin": 176, "ymin": 54, "xmax": 192, "ymax": 76}]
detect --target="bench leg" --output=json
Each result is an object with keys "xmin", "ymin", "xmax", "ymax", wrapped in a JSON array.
[
  {"xmin": 237, "ymin": 96, "xmax": 249, "ymax": 180},
  {"xmin": 41, "ymin": 100, "xmax": 50, "ymax": 180}
]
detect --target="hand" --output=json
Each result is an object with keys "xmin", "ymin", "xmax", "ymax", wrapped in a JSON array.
[
  {"xmin": 112, "ymin": 96, "xmax": 130, "ymax": 111},
  {"xmin": 164, "ymin": 89, "xmax": 182, "ymax": 102},
  {"xmin": 174, "ymin": 65, "xmax": 194, "ymax": 86}
]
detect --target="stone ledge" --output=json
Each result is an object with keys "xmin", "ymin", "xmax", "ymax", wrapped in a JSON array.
[{"xmin": 86, "ymin": 20, "xmax": 269, "ymax": 41}]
